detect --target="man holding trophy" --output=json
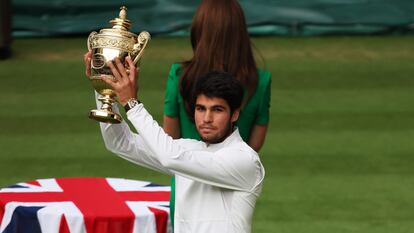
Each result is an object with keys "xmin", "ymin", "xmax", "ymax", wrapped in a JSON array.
[{"xmin": 84, "ymin": 6, "xmax": 265, "ymax": 233}]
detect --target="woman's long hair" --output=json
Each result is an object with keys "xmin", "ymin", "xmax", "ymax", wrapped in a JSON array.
[{"xmin": 180, "ymin": 0, "xmax": 258, "ymax": 116}]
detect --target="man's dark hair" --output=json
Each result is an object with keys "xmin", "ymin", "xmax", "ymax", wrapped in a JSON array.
[{"xmin": 191, "ymin": 71, "xmax": 244, "ymax": 116}]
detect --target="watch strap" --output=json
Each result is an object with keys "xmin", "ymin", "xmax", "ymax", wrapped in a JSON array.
[{"xmin": 124, "ymin": 98, "xmax": 141, "ymax": 112}]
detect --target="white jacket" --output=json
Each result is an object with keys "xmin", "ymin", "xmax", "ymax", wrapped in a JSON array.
[{"xmin": 97, "ymin": 96, "xmax": 265, "ymax": 233}]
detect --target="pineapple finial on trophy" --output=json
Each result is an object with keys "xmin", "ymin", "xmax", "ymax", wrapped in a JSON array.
[
  {"xmin": 110, "ymin": 6, "xmax": 131, "ymax": 31},
  {"xmin": 120, "ymin": 6, "xmax": 127, "ymax": 18}
]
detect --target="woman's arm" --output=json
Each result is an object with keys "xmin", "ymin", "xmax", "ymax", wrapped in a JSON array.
[
  {"xmin": 249, "ymin": 71, "xmax": 271, "ymax": 152},
  {"xmin": 248, "ymin": 124, "xmax": 268, "ymax": 152},
  {"xmin": 163, "ymin": 115, "xmax": 181, "ymax": 139}
]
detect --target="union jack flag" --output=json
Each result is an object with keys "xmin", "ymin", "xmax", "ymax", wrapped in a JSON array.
[{"xmin": 0, "ymin": 177, "xmax": 172, "ymax": 233}]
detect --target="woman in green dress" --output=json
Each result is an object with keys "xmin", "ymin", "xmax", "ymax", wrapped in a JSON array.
[{"xmin": 162, "ymin": 0, "xmax": 271, "ymax": 228}]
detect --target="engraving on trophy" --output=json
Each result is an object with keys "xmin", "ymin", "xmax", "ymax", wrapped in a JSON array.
[
  {"xmin": 92, "ymin": 53, "xmax": 106, "ymax": 69},
  {"xmin": 86, "ymin": 6, "xmax": 151, "ymax": 124}
]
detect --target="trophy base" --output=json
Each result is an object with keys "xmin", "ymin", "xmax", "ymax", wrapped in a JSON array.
[{"xmin": 89, "ymin": 109, "xmax": 122, "ymax": 124}]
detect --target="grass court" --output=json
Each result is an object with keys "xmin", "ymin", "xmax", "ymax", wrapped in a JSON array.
[{"xmin": 0, "ymin": 36, "xmax": 413, "ymax": 233}]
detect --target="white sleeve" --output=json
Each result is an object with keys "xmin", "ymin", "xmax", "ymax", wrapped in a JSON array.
[
  {"xmin": 126, "ymin": 104, "xmax": 264, "ymax": 192},
  {"xmin": 95, "ymin": 92, "xmax": 172, "ymax": 175}
]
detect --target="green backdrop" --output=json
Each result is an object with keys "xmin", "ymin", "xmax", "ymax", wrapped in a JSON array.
[{"xmin": 10, "ymin": 0, "xmax": 414, "ymax": 36}]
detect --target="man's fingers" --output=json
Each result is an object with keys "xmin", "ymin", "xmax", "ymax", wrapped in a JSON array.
[
  {"xmin": 83, "ymin": 51, "xmax": 90, "ymax": 64},
  {"xmin": 84, "ymin": 51, "xmax": 92, "ymax": 77},
  {"xmin": 114, "ymin": 57, "xmax": 128, "ymax": 78},
  {"xmin": 107, "ymin": 60, "xmax": 121, "ymax": 81},
  {"xmin": 100, "ymin": 75, "xmax": 117, "ymax": 88},
  {"xmin": 85, "ymin": 57, "xmax": 91, "ymax": 77},
  {"xmin": 126, "ymin": 56, "xmax": 135, "ymax": 69},
  {"xmin": 126, "ymin": 56, "xmax": 137, "ymax": 83},
  {"xmin": 134, "ymin": 67, "xmax": 140, "ymax": 84}
]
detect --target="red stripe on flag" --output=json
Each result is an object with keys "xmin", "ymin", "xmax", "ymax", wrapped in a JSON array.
[
  {"xmin": 59, "ymin": 214, "xmax": 70, "ymax": 233},
  {"xmin": 148, "ymin": 207, "xmax": 168, "ymax": 233},
  {"xmin": 0, "ymin": 205, "xmax": 3, "ymax": 229},
  {"xmin": 25, "ymin": 180, "xmax": 41, "ymax": 187},
  {"xmin": 57, "ymin": 178, "xmax": 135, "ymax": 233}
]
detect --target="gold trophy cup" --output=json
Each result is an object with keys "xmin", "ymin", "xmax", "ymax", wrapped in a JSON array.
[{"xmin": 87, "ymin": 6, "xmax": 150, "ymax": 123}]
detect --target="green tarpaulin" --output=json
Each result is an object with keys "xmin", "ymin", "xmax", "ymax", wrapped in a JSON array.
[{"xmin": 10, "ymin": 0, "xmax": 414, "ymax": 37}]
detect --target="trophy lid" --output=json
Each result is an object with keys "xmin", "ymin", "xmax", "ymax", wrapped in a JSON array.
[
  {"xmin": 109, "ymin": 6, "xmax": 132, "ymax": 31},
  {"xmin": 98, "ymin": 6, "xmax": 137, "ymax": 38}
]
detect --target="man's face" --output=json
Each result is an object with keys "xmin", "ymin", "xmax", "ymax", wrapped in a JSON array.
[{"xmin": 194, "ymin": 94, "xmax": 240, "ymax": 144}]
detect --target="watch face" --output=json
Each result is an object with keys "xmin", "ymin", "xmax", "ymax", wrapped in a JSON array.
[{"xmin": 129, "ymin": 99, "xmax": 139, "ymax": 108}]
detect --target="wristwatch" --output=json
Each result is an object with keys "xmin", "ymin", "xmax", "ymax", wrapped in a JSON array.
[{"xmin": 124, "ymin": 98, "xmax": 141, "ymax": 112}]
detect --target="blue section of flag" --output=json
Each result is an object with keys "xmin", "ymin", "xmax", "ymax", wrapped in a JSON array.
[
  {"xmin": 5, "ymin": 185, "xmax": 27, "ymax": 189},
  {"xmin": 145, "ymin": 183, "xmax": 164, "ymax": 187},
  {"xmin": 2, "ymin": 206, "xmax": 44, "ymax": 233}
]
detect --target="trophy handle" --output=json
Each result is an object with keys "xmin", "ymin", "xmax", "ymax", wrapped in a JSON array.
[
  {"xmin": 131, "ymin": 31, "xmax": 151, "ymax": 66},
  {"xmin": 87, "ymin": 31, "xmax": 97, "ymax": 51}
]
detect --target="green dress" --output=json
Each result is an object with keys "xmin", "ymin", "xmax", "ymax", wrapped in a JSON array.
[{"xmin": 164, "ymin": 63, "xmax": 271, "ymax": 226}]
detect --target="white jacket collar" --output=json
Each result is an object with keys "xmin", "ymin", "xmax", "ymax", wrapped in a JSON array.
[{"xmin": 206, "ymin": 128, "xmax": 242, "ymax": 149}]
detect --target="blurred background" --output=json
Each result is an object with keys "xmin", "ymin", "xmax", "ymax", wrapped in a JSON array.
[{"xmin": 1, "ymin": 1, "xmax": 414, "ymax": 233}]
